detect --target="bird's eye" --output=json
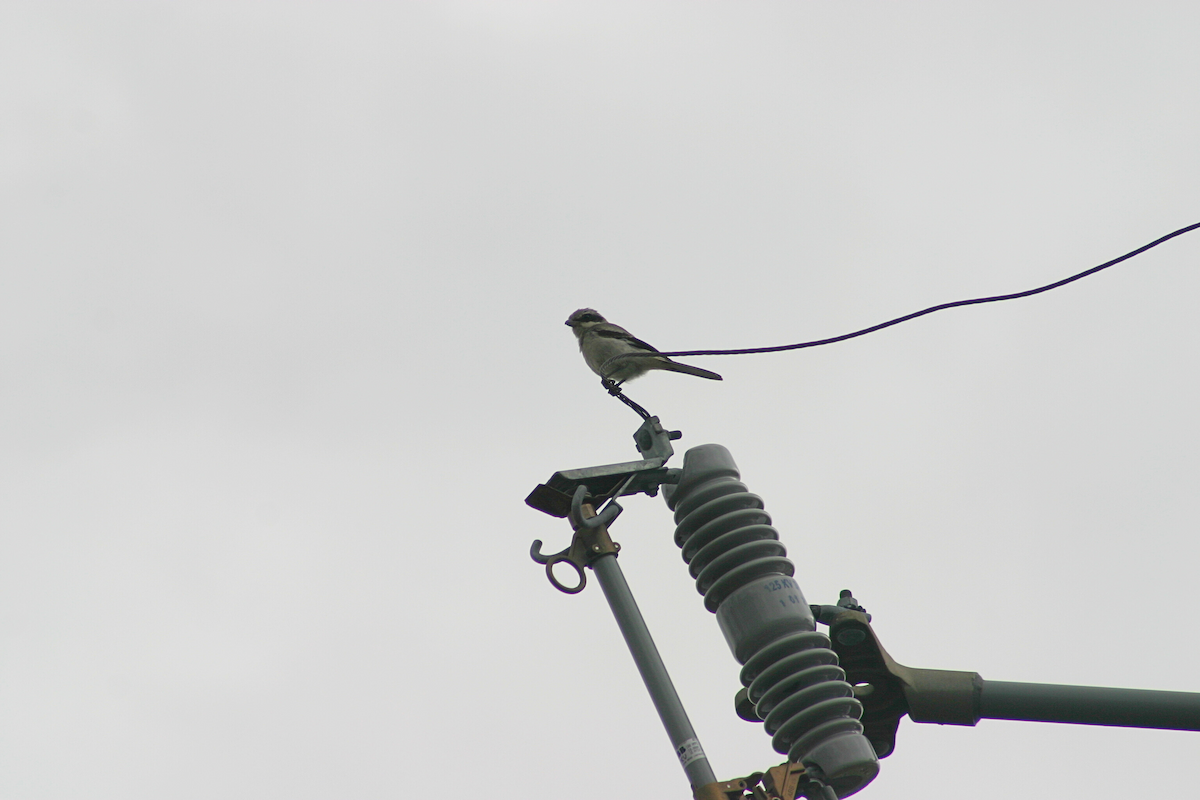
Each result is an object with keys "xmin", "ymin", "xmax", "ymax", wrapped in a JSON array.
[{"xmin": 580, "ymin": 313, "xmax": 601, "ymax": 322}]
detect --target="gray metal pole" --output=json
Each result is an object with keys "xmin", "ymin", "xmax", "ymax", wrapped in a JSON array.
[
  {"xmin": 979, "ymin": 680, "xmax": 1200, "ymax": 730},
  {"xmin": 591, "ymin": 553, "xmax": 719, "ymax": 790}
]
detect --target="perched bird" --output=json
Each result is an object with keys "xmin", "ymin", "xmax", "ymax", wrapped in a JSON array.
[{"xmin": 565, "ymin": 308, "xmax": 722, "ymax": 384}]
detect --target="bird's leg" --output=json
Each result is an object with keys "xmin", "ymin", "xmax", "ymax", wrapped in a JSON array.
[{"xmin": 601, "ymin": 377, "xmax": 625, "ymax": 395}]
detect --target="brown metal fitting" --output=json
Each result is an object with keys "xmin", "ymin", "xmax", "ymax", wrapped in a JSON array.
[
  {"xmin": 827, "ymin": 609, "xmax": 983, "ymax": 758},
  {"xmin": 693, "ymin": 762, "xmax": 808, "ymax": 800},
  {"xmin": 693, "ymin": 778, "xmax": 748, "ymax": 800},
  {"xmin": 536, "ymin": 503, "xmax": 623, "ymax": 594},
  {"xmin": 571, "ymin": 503, "xmax": 621, "ymax": 558},
  {"xmin": 761, "ymin": 762, "xmax": 807, "ymax": 800}
]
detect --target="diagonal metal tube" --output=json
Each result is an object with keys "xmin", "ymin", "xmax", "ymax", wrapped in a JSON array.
[{"xmin": 591, "ymin": 553, "xmax": 718, "ymax": 790}]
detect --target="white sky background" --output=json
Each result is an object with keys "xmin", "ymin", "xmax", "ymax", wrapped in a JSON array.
[{"xmin": 1, "ymin": 2, "xmax": 1198, "ymax": 798}]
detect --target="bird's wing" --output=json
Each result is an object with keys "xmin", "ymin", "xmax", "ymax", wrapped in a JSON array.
[{"xmin": 592, "ymin": 325, "xmax": 661, "ymax": 354}]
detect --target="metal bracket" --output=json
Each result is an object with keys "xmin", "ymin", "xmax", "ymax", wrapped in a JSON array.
[
  {"xmin": 525, "ymin": 416, "xmax": 681, "ymax": 518},
  {"xmin": 527, "ymin": 417, "xmax": 682, "ymax": 593},
  {"xmin": 814, "ymin": 598, "xmax": 979, "ymax": 760},
  {"xmin": 530, "ymin": 493, "xmax": 622, "ymax": 593},
  {"xmin": 693, "ymin": 762, "xmax": 837, "ymax": 800}
]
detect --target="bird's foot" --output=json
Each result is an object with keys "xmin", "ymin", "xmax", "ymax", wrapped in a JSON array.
[{"xmin": 601, "ymin": 378, "xmax": 625, "ymax": 395}]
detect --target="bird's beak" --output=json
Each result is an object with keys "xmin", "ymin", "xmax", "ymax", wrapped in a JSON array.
[{"xmin": 564, "ymin": 320, "xmax": 572, "ymax": 326}]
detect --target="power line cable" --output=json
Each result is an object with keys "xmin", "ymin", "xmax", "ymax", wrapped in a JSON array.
[{"xmin": 603, "ymin": 221, "xmax": 1200, "ymax": 371}]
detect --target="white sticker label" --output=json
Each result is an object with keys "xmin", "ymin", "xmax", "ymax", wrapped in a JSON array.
[{"xmin": 676, "ymin": 737, "xmax": 706, "ymax": 767}]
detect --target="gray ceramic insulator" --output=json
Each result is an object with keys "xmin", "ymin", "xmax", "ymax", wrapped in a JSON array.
[
  {"xmin": 716, "ymin": 574, "xmax": 815, "ymax": 664},
  {"xmin": 666, "ymin": 443, "xmax": 880, "ymax": 798}
]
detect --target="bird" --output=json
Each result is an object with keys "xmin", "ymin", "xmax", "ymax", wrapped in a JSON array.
[{"xmin": 565, "ymin": 308, "xmax": 722, "ymax": 385}]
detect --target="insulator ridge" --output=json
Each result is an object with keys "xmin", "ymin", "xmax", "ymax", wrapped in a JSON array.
[{"xmin": 671, "ymin": 475, "xmax": 792, "ymax": 612}]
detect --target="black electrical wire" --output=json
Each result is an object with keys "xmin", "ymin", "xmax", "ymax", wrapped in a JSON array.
[
  {"xmin": 604, "ymin": 221, "xmax": 1200, "ymax": 368},
  {"xmin": 602, "ymin": 378, "xmax": 652, "ymax": 420}
]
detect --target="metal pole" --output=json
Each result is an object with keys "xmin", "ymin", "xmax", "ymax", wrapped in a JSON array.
[
  {"xmin": 979, "ymin": 680, "xmax": 1200, "ymax": 730},
  {"xmin": 591, "ymin": 553, "xmax": 719, "ymax": 790}
]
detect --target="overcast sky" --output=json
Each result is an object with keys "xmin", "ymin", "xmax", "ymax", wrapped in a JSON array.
[{"xmin": 2, "ymin": 3, "xmax": 1198, "ymax": 799}]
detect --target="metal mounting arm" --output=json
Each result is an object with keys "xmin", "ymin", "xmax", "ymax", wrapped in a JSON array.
[
  {"xmin": 816, "ymin": 603, "xmax": 1200, "ymax": 759},
  {"xmin": 525, "ymin": 416, "xmax": 681, "ymax": 518}
]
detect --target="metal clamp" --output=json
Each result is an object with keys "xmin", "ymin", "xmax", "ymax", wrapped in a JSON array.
[
  {"xmin": 693, "ymin": 761, "xmax": 839, "ymax": 800},
  {"xmin": 525, "ymin": 417, "xmax": 681, "ymax": 519},
  {"xmin": 527, "ymin": 417, "xmax": 682, "ymax": 594},
  {"xmin": 530, "ymin": 487, "xmax": 623, "ymax": 593}
]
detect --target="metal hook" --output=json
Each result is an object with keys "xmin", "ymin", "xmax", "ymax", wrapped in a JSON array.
[
  {"xmin": 568, "ymin": 483, "xmax": 625, "ymax": 532},
  {"xmin": 529, "ymin": 539, "xmax": 568, "ymax": 565},
  {"xmin": 530, "ymin": 540, "xmax": 588, "ymax": 593},
  {"xmin": 531, "ymin": 483, "xmax": 626, "ymax": 595}
]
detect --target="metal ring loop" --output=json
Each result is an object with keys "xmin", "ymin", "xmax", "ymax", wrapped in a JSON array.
[{"xmin": 545, "ymin": 555, "xmax": 586, "ymax": 594}]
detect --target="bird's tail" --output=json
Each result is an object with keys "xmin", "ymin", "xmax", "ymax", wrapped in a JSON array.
[{"xmin": 659, "ymin": 359, "xmax": 722, "ymax": 381}]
